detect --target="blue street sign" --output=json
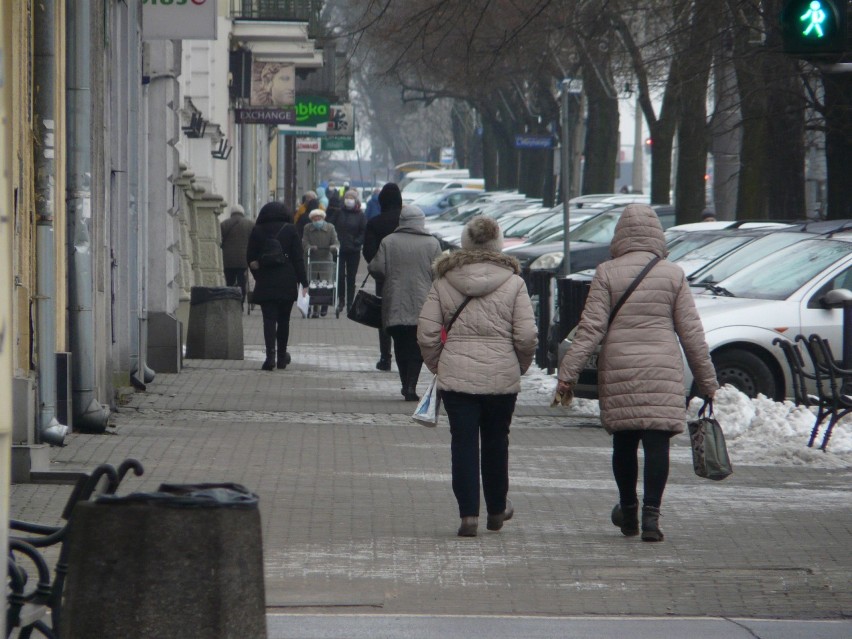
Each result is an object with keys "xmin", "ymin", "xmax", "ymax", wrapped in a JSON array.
[{"xmin": 515, "ymin": 134, "xmax": 555, "ymax": 149}]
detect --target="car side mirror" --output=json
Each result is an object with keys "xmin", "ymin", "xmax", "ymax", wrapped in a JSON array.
[
  {"xmin": 438, "ymin": 201, "xmax": 448, "ymax": 208},
  {"xmin": 821, "ymin": 288, "xmax": 852, "ymax": 309}
]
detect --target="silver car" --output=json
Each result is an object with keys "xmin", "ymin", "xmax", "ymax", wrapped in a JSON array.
[{"xmin": 566, "ymin": 233, "xmax": 852, "ymax": 400}]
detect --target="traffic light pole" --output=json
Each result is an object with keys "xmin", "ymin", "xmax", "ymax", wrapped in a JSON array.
[{"xmin": 560, "ymin": 80, "xmax": 572, "ymax": 278}]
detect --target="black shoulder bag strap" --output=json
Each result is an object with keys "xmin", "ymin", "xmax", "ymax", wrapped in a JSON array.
[
  {"xmin": 445, "ymin": 296, "xmax": 473, "ymax": 334},
  {"xmin": 608, "ymin": 256, "xmax": 662, "ymax": 325}
]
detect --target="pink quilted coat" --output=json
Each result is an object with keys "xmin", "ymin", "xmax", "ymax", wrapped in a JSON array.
[{"xmin": 557, "ymin": 204, "xmax": 719, "ymax": 434}]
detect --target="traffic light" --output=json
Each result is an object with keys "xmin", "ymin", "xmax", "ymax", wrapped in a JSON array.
[
  {"xmin": 781, "ymin": 0, "xmax": 847, "ymax": 57},
  {"xmin": 644, "ymin": 137, "xmax": 652, "ymax": 154}
]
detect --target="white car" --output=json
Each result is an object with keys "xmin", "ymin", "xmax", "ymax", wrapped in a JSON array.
[{"xmin": 566, "ymin": 233, "xmax": 852, "ymax": 400}]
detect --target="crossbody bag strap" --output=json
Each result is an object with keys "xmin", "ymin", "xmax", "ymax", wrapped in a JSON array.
[
  {"xmin": 444, "ymin": 296, "xmax": 473, "ymax": 334},
  {"xmin": 358, "ymin": 273, "xmax": 370, "ymax": 289},
  {"xmin": 608, "ymin": 256, "xmax": 662, "ymax": 325}
]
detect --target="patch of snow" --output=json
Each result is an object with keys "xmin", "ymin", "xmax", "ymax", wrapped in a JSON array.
[{"xmin": 522, "ymin": 367, "xmax": 852, "ymax": 467}]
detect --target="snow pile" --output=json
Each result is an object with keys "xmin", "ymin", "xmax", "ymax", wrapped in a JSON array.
[{"xmin": 524, "ymin": 367, "xmax": 852, "ymax": 468}]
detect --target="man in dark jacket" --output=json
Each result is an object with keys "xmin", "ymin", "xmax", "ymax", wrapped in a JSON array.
[
  {"xmin": 220, "ymin": 204, "xmax": 255, "ymax": 308},
  {"xmin": 362, "ymin": 183, "xmax": 403, "ymax": 371}
]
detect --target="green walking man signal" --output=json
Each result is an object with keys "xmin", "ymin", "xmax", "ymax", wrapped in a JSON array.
[{"xmin": 781, "ymin": 0, "xmax": 847, "ymax": 56}]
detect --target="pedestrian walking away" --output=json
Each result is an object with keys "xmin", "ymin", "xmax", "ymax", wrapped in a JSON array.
[
  {"xmin": 302, "ymin": 208, "xmax": 339, "ymax": 318},
  {"xmin": 363, "ymin": 183, "xmax": 403, "ymax": 372},
  {"xmin": 246, "ymin": 202, "xmax": 308, "ymax": 371},
  {"xmin": 220, "ymin": 204, "xmax": 255, "ymax": 308},
  {"xmin": 556, "ymin": 204, "xmax": 718, "ymax": 542},
  {"xmin": 369, "ymin": 204, "xmax": 442, "ymax": 402},
  {"xmin": 418, "ymin": 216, "xmax": 537, "ymax": 538},
  {"xmin": 328, "ymin": 188, "xmax": 367, "ymax": 313}
]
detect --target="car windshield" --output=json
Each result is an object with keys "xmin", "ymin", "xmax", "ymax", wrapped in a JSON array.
[
  {"xmin": 717, "ymin": 238, "xmax": 852, "ymax": 300},
  {"xmin": 571, "ymin": 211, "xmax": 622, "ymax": 243},
  {"xmin": 666, "ymin": 233, "xmax": 725, "ymax": 262},
  {"xmin": 673, "ymin": 235, "xmax": 755, "ymax": 264},
  {"xmin": 690, "ymin": 232, "xmax": 810, "ymax": 285},
  {"xmin": 403, "ymin": 181, "xmax": 445, "ymax": 196},
  {"xmin": 503, "ymin": 211, "xmax": 554, "ymax": 237},
  {"xmin": 412, "ymin": 190, "xmax": 456, "ymax": 206}
]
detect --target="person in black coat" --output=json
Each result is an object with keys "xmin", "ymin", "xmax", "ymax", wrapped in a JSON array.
[
  {"xmin": 327, "ymin": 189, "xmax": 367, "ymax": 312},
  {"xmin": 247, "ymin": 202, "xmax": 308, "ymax": 371},
  {"xmin": 362, "ymin": 183, "xmax": 403, "ymax": 371}
]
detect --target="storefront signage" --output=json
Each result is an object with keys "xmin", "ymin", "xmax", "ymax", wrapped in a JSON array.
[
  {"xmin": 142, "ymin": 0, "xmax": 217, "ymax": 41},
  {"xmin": 235, "ymin": 107, "xmax": 296, "ymax": 125},
  {"xmin": 327, "ymin": 104, "xmax": 354, "ymax": 136},
  {"xmin": 296, "ymin": 138, "xmax": 321, "ymax": 153},
  {"xmin": 321, "ymin": 137, "xmax": 355, "ymax": 151}
]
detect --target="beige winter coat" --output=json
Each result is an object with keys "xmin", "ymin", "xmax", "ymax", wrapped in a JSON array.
[
  {"xmin": 557, "ymin": 204, "xmax": 718, "ymax": 434},
  {"xmin": 418, "ymin": 250, "xmax": 538, "ymax": 395}
]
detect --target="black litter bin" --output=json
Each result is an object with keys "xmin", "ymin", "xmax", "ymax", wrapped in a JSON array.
[
  {"xmin": 185, "ymin": 286, "xmax": 244, "ymax": 359},
  {"xmin": 61, "ymin": 483, "xmax": 267, "ymax": 639}
]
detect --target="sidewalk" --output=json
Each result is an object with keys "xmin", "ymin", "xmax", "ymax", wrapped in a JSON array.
[{"xmin": 10, "ymin": 302, "xmax": 852, "ymax": 634}]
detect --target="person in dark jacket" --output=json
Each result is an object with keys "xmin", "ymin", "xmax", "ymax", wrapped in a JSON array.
[
  {"xmin": 364, "ymin": 188, "xmax": 381, "ymax": 220},
  {"xmin": 220, "ymin": 204, "xmax": 255, "ymax": 307},
  {"xmin": 362, "ymin": 183, "xmax": 403, "ymax": 371},
  {"xmin": 327, "ymin": 188, "xmax": 367, "ymax": 312},
  {"xmin": 246, "ymin": 202, "xmax": 308, "ymax": 371}
]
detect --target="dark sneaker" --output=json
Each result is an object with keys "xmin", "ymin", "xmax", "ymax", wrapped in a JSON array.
[
  {"xmin": 277, "ymin": 352, "xmax": 291, "ymax": 369},
  {"xmin": 261, "ymin": 360, "xmax": 275, "ymax": 371},
  {"xmin": 376, "ymin": 358, "xmax": 391, "ymax": 371},
  {"xmin": 486, "ymin": 499, "xmax": 514, "ymax": 531}
]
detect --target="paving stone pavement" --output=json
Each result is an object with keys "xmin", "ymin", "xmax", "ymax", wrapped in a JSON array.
[{"xmin": 10, "ymin": 303, "xmax": 852, "ymax": 622}]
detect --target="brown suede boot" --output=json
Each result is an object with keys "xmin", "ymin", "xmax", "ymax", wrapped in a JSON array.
[{"xmin": 611, "ymin": 503, "xmax": 639, "ymax": 537}]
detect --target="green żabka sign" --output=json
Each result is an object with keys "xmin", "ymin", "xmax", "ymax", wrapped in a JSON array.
[{"xmin": 278, "ymin": 96, "xmax": 331, "ymax": 136}]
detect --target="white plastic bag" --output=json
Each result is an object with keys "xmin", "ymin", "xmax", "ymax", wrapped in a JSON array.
[
  {"xmin": 411, "ymin": 374, "xmax": 440, "ymax": 427},
  {"xmin": 297, "ymin": 286, "xmax": 310, "ymax": 318}
]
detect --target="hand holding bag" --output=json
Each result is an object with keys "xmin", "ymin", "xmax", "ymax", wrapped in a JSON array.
[
  {"xmin": 688, "ymin": 398, "xmax": 733, "ymax": 481},
  {"xmin": 347, "ymin": 274, "xmax": 382, "ymax": 329},
  {"xmin": 412, "ymin": 375, "xmax": 440, "ymax": 427}
]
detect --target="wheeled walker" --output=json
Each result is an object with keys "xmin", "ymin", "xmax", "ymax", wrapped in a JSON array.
[{"xmin": 306, "ymin": 250, "xmax": 340, "ymax": 318}]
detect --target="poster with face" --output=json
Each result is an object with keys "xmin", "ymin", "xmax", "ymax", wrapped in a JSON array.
[{"xmin": 250, "ymin": 62, "xmax": 295, "ymax": 107}]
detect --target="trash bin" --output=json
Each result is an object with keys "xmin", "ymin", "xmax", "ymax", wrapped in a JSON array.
[
  {"xmin": 185, "ymin": 286, "xmax": 244, "ymax": 359},
  {"xmin": 61, "ymin": 483, "xmax": 267, "ymax": 639}
]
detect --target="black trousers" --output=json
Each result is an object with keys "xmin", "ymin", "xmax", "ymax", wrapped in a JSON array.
[
  {"xmin": 386, "ymin": 325, "xmax": 422, "ymax": 390},
  {"xmin": 260, "ymin": 300, "xmax": 295, "ymax": 360},
  {"xmin": 224, "ymin": 267, "xmax": 247, "ymax": 303},
  {"xmin": 611, "ymin": 430, "xmax": 672, "ymax": 509},
  {"xmin": 442, "ymin": 391, "xmax": 517, "ymax": 518},
  {"xmin": 375, "ymin": 280, "xmax": 391, "ymax": 361},
  {"xmin": 337, "ymin": 251, "xmax": 361, "ymax": 311}
]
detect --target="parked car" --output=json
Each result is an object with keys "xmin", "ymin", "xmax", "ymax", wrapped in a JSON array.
[
  {"xmin": 410, "ymin": 188, "xmax": 484, "ymax": 216},
  {"xmin": 563, "ymin": 232, "xmax": 852, "ymax": 401},
  {"xmin": 511, "ymin": 205, "xmax": 676, "ymax": 273},
  {"xmin": 401, "ymin": 177, "xmax": 485, "ymax": 202}
]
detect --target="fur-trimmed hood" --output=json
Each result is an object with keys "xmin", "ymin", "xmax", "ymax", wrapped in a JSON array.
[{"xmin": 433, "ymin": 249, "xmax": 521, "ymax": 298}]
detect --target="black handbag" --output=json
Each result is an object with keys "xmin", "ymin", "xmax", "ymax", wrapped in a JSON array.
[{"xmin": 347, "ymin": 274, "xmax": 382, "ymax": 329}]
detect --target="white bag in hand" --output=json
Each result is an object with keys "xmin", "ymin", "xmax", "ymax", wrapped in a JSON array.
[
  {"xmin": 297, "ymin": 286, "xmax": 310, "ymax": 318},
  {"xmin": 412, "ymin": 374, "xmax": 441, "ymax": 427}
]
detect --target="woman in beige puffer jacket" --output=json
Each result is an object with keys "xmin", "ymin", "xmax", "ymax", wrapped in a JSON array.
[
  {"xmin": 418, "ymin": 216, "xmax": 537, "ymax": 538},
  {"xmin": 557, "ymin": 204, "xmax": 718, "ymax": 542}
]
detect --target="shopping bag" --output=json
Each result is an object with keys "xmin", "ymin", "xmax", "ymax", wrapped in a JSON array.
[
  {"xmin": 411, "ymin": 375, "xmax": 441, "ymax": 427},
  {"xmin": 348, "ymin": 289, "xmax": 382, "ymax": 329},
  {"xmin": 297, "ymin": 286, "xmax": 310, "ymax": 318},
  {"xmin": 687, "ymin": 399, "xmax": 733, "ymax": 481}
]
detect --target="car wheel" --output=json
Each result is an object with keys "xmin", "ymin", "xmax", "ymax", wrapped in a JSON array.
[{"xmin": 711, "ymin": 349, "xmax": 779, "ymax": 399}]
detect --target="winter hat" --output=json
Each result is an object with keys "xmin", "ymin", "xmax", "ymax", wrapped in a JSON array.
[
  {"xmin": 378, "ymin": 183, "xmax": 403, "ymax": 212},
  {"xmin": 398, "ymin": 204, "xmax": 426, "ymax": 230},
  {"xmin": 308, "ymin": 208, "xmax": 326, "ymax": 220},
  {"xmin": 230, "ymin": 204, "xmax": 245, "ymax": 216},
  {"xmin": 344, "ymin": 189, "xmax": 361, "ymax": 204},
  {"xmin": 461, "ymin": 216, "xmax": 503, "ymax": 252}
]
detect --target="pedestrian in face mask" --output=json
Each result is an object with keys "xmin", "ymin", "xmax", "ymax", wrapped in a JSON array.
[
  {"xmin": 326, "ymin": 189, "xmax": 366, "ymax": 312},
  {"xmin": 302, "ymin": 209, "xmax": 339, "ymax": 318}
]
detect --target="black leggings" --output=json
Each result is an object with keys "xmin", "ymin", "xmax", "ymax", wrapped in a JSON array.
[{"xmin": 612, "ymin": 430, "xmax": 671, "ymax": 509}]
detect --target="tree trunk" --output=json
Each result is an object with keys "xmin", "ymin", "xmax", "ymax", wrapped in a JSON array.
[
  {"xmin": 580, "ymin": 52, "xmax": 619, "ymax": 194},
  {"xmin": 823, "ymin": 72, "xmax": 852, "ymax": 220},
  {"xmin": 709, "ymin": 43, "xmax": 741, "ymax": 221},
  {"xmin": 675, "ymin": 4, "xmax": 715, "ymax": 223}
]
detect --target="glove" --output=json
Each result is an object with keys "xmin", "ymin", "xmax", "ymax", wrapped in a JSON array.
[{"xmin": 551, "ymin": 380, "xmax": 574, "ymax": 407}]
